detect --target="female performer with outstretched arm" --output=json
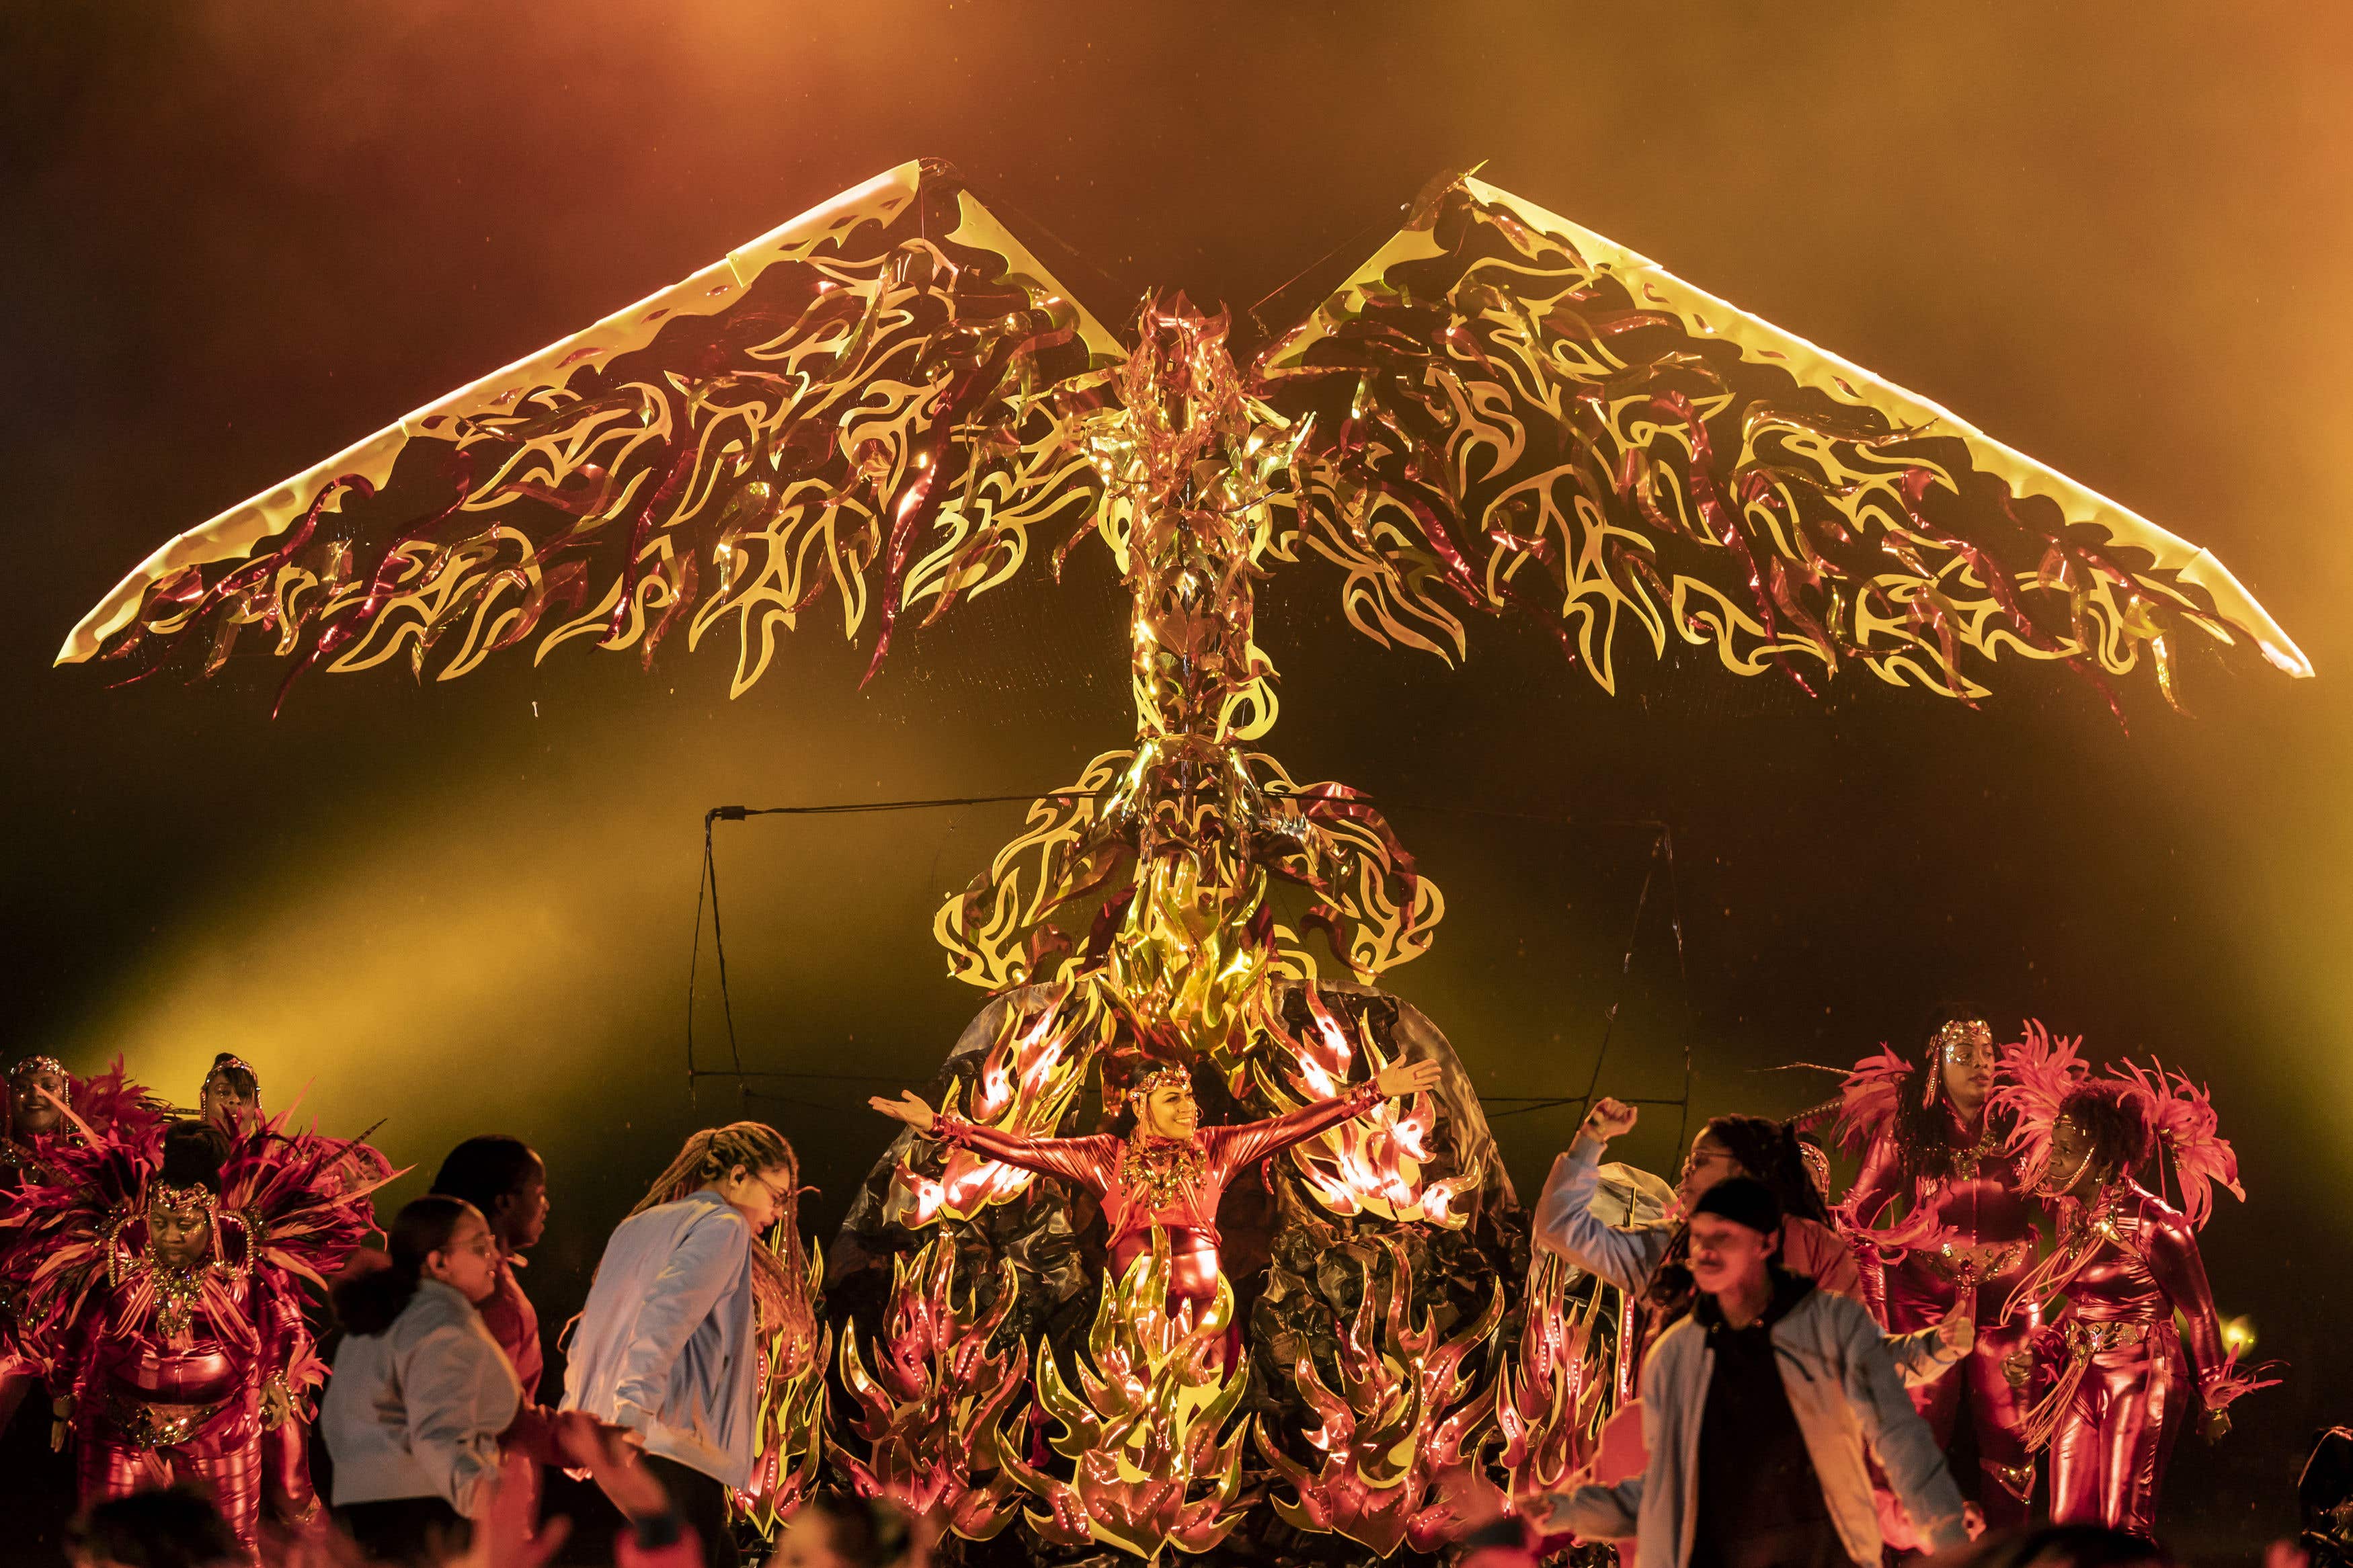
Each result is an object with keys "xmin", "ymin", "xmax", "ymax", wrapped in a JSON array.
[{"xmin": 871, "ymin": 1055, "xmax": 1443, "ymax": 1327}]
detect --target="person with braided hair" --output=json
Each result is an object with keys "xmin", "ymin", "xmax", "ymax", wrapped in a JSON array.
[
  {"xmin": 1835, "ymin": 1012, "xmax": 2046, "ymax": 1530},
  {"xmin": 1534, "ymin": 1098, "xmax": 1971, "ymax": 1565},
  {"xmin": 561, "ymin": 1122, "xmax": 817, "ymax": 1568},
  {"xmin": 1537, "ymin": 1100, "xmax": 1897, "ymax": 1319}
]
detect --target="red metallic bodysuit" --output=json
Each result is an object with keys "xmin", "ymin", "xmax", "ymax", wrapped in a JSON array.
[
  {"xmin": 2010, "ymin": 1180, "xmax": 2227, "ymax": 1538},
  {"xmin": 933, "ymin": 1079, "xmax": 1386, "ymax": 1320},
  {"xmin": 0, "ymin": 1062, "xmax": 167, "ymax": 1438},
  {"xmin": 0, "ymin": 1112, "xmax": 386, "ymax": 1561},
  {"xmin": 61, "ymin": 1242, "xmax": 308, "ymax": 1549},
  {"xmin": 1845, "ymin": 1106, "xmax": 2044, "ymax": 1527}
]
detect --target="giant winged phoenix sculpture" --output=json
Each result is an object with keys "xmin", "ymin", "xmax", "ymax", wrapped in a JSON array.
[{"xmin": 61, "ymin": 161, "xmax": 2308, "ymax": 1563}]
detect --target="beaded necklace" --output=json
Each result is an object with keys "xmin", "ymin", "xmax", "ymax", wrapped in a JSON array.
[{"xmin": 1119, "ymin": 1133, "xmax": 1205, "ymax": 1212}]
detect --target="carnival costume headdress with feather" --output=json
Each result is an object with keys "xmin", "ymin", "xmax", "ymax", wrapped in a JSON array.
[
  {"xmin": 1989, "ymin": 1025, "xmax": 2275, "ymax": 1447},
  {"xmin": 0, "ymin": 1098, "xmax": 396, "ymax": 1407}
]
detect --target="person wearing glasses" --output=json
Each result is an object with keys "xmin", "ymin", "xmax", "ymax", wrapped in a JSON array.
[
  {"xmin": 1834, "ymin": 1011, "xmax": 2045, "ymax": 1533},
  {"xmin": 324, "ymin": 1195, "xmax": 552, "ymax": 1563},
  {"xmin": 560, "ymin": 1122, "xmax": 816, "ymax": 1568}
]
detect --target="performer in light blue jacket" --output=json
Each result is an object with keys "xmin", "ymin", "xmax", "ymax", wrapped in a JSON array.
[
  {"xmin": 561, "ymin": 1121, "xmax": 807, "ymax": 1568},
  {"xmin": 1545, "ymin": 1178, "xmax": 1975, "ymax": 1568}
]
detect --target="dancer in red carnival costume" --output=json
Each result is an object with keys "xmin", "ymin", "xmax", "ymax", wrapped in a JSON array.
[
  {"xmin": 1837, "ymin": 1012, "xmax": 2045, "ymax": 1529},
  {"xmin": 1, "ymin": 1056, "xmax": 167, "ymax": 1441},
  {"xmin": 871, "ymin": 1054, "xmax": 1443, "ymax": 1339},
  {"xmin": 4, "ymin": 1054, "xmax": 165, "ymax": 1190},
  {"xmin": 0, "ymin": 1108, "xmax": 392, "ymax": 1558},
  {"xmin": 1996, "ymin": 1024, "xmax": 2276, "ymax": 1540},
  {"xmin": 189, "ymin": 1051, "xmax": 378, "ymax": 1540}
]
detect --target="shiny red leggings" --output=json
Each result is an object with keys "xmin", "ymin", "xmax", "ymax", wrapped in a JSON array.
[
  {"xmin": 81, "ymin": 1436, "xmax": 262, "ymax": 1555},
  {"xmin": 2048, "ymin": 1337, "xmax": 2188, "ymax": 1537},
  {"xmin": 1909, "ymin": 1321, "xmax": 2038, "ymax": 1530}
]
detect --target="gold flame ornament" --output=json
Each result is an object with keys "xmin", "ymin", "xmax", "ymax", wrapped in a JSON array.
[
  {"xmin": 735, "ymin": 1231, "xmax": 830, "ymax": 1538},
  {"xmin": 884, "ymin": 983, "xmax": 1108, "ymax": 1229},
  {"xmin": 1000, "ymin": 1231, "xmax": 1254, "ymax": 1558},
  {"xmin": 834, "ymin": 1235, "xmax": 1031, "ymax": 1542},
  {"xmin": 1493, "ymin": 1251, "xmax": 1616, "ymax": 1508},
  {"xmin": 1254, "ymin": 1235, "xmax": 1505, "ymax": 1557},
  {"xmin": 1249, "ymin": 984, "xmax": 1477, "ymax": 1226}
]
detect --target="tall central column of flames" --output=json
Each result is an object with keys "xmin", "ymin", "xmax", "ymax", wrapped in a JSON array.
[{"xmin": 818, "ymin": 302, "xmax": 1541, "ymax": 1562}]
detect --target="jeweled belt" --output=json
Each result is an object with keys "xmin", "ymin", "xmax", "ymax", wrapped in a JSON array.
[
  {"xmin": 1923, "ymin": 1239, "xmax": 2030, "ymax": 1284},
  {"xmin": 102, "ymin": 1395, "xmax": 223, "ymax": 1450},
  {"xmin": 2062, "ymin": 1319, "xmax": 2149, "ymax": 1355}
]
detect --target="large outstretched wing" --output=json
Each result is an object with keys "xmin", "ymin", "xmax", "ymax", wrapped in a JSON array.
[
  {"xmin": 1254, "ymin": 173, "xmax": 2309, "ymax": 708},
  {"xmin": 61, "ymin": 161, "xmax": 1120, "ymax": 702}
]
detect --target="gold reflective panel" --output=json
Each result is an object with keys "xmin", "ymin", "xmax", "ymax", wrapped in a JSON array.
[
  {"xmin": 65, "ymin": 161, "xmax": 2315, "ymax": 1555},
  {"xmin": 999, "ymin": 1233, "xmax": 1255, "ymax": 1558}
]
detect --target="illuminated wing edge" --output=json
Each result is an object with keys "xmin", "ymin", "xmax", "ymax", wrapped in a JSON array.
[
  {"xmin": 1263, "ymin": 173, "xmax": 2311, "ymax": 682},
  {"xmin": 59, "ymin": 159, "xmax": 1125, "ymax": 667}
]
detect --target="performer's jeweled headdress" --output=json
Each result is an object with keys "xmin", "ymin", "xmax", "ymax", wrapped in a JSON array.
[
  {"xmin": 9, "ymin": 1055, "xmax": 67, "ymax": 1084},
  {"xmin": 202, "ymin": 1055, "xmax": 260, "ymax": 1100},
  {"xmin": 1125, "ymin": 1063, "xmax": 1193, "ymax": 1109},
  {"xmin": 1933, "ymin": 1018, "xmax": 1994, "ymax": 1064}
]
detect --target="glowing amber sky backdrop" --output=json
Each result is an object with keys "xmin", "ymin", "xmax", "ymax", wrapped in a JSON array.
[{"xmin": 5, "ymin": 3, "xmax": 2350, "ymax": 1555}]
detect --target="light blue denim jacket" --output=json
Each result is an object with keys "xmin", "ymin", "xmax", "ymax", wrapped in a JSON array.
[
  {"xmin": 559, "ymin": 1191, "xmax": 758, "ymax": 1489},
  {"xmin": 1545, "ymin": 1282, "xmax": 1970, "ymax": 1568}
]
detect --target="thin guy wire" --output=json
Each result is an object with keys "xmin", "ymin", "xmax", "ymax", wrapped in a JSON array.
[
  {"xmin": 703, "ymin": 811, "xmax": 749, "ymax": 1104},
  {"xmin": 690, "ymin": 792, "xmax": 1688, "ymax": 1115}
]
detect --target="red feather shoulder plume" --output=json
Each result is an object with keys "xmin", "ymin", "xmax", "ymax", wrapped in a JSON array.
[
  {"xmin": 1831, "ymin": 1046, "xmax": 1914, "ymax": 1155},
  {"xmin": 72, "ymin": 1056, "xmax": 169, "ymax": 1145},
  {"xmin": 2107, "ymin": 1057, "xmax": 2242, "ymax": 1230},
  {"xmin": 1991, "ymin": 1020, "xmax": 2088, "ymax": 1188}
]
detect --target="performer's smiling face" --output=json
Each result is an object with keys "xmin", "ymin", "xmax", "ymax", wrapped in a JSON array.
[
  {"xmin": 1137, "ymin": 1083, "xmax": 1199, "ymax": 1141},
  {"xmin": 2044, "ymin": 1113, "xmax": 2101, "ymax": 1198},
  {"xmin": 147, "ymin": 1194, "xmax": 212, "ymax": 1268},
  {"xmin": 9, "ymin": 1069, "xmax": 66, "ymax": 1137}
]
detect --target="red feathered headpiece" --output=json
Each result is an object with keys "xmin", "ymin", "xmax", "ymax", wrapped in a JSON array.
[
  {"xmin": 2106, "ymin": 1057, "xmax": 2242, "ymax": 1230},
  {"xmin": 1991, "ymin": 1020, "xmax": 2089, "ymax": 1188}
]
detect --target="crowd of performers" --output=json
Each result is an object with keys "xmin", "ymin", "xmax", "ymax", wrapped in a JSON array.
[
  {"xmin": 0, "ymin": 1012, "xmax": 2273, "ymax": 1568},
  {"xmin": 1531, "ymin": 1011, "xmax": 2273, "ymax": 1561},
  {"xmin": 0, "ymin": 1051, "xmax": 882, "ymax": 1568}
]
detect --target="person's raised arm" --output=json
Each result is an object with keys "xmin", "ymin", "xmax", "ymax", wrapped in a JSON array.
[
  {"xmin": 1209, "ymin": 1059, "xmax": 1442, "ymax": 1174},
  {"xmin": 1529, "ymin": 1097, "xmax": 1671, "ymax": 1295},
  {"xmin": 869, "ymin": 1088, "xmax": 1109, "ymax": 1187}
]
